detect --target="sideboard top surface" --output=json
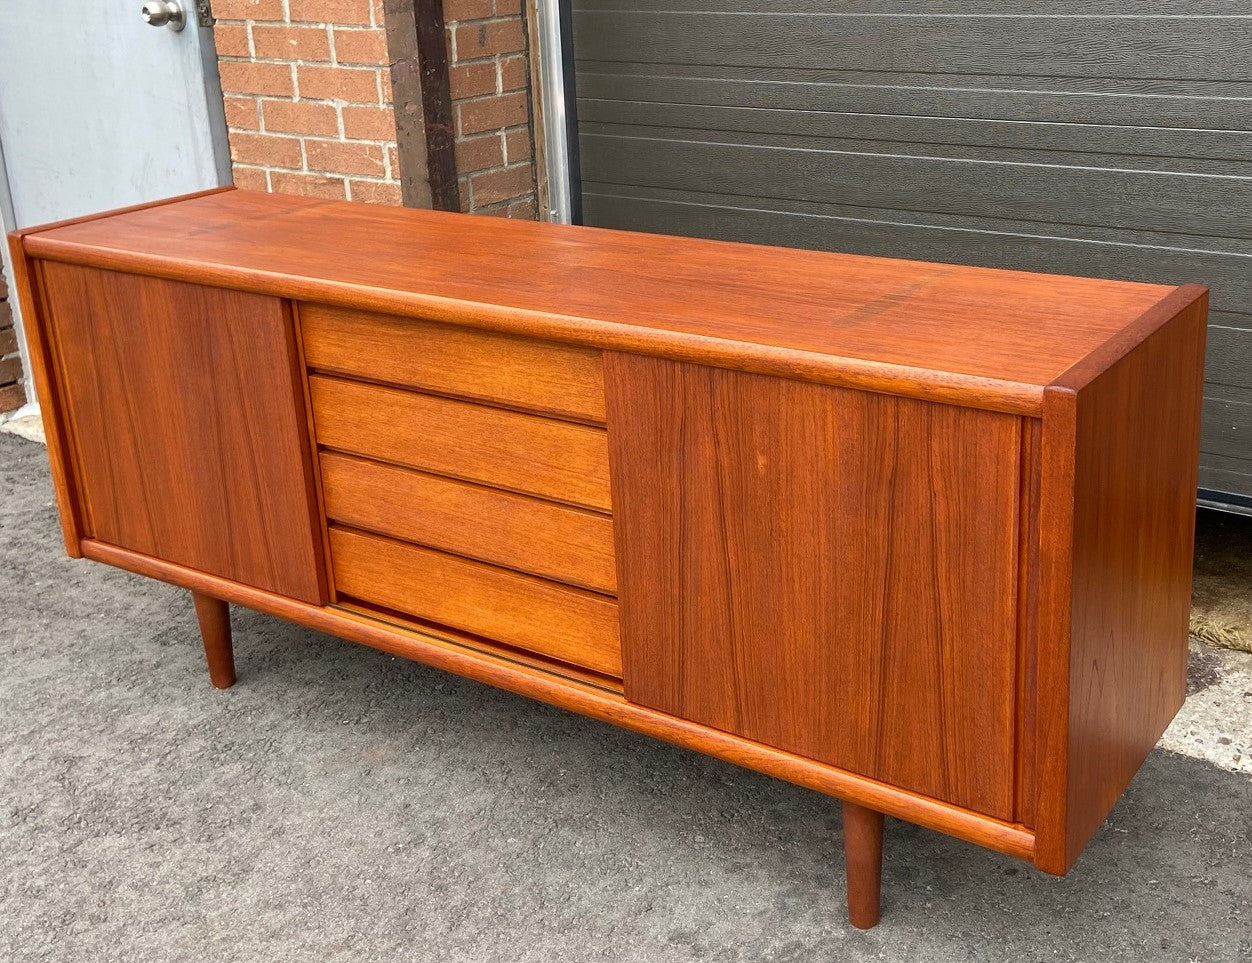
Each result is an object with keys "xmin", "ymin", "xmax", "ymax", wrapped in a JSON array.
[{"xmin": 21, "ymin": 188, "xmax": 1195, "ymax": 414}]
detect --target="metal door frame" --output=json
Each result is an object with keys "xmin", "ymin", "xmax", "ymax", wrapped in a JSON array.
[{"xmin": 533, "ymin": 0, "xmax": 581, "ymax": 224}]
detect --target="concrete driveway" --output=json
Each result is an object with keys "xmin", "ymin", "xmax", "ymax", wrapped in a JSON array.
[{"xmin": 1, "ymin": 431, "xmax": 1248, "ymax": 963}]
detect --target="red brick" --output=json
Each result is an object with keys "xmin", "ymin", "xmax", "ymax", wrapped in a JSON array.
[
  {"xmin": 449, "ymin": 61, "xmax": 496, "ymax": 100},
  {"xmin": 0, "ymin": 382, "xmax": 26, "ymax": 414},
  {"xmin": 499, "ymin": 54, "xmax": 528, "ymax": 92},
  {"xmin": 263, "ymin": 99, "xmax": 339, "ymax": 135},
  {"xmin": 494, "ymin": 0, "xmax": 522, "ymax": 15},
  {"xmin": 299, "ymin": 64, "xmax": 380, "ymax": 103},
  {"xmin": 453, "ymin": 19, "xmax": 525, "ymax": 61},
  {"xmin": 229, "ymin": 132, "xmax": 304, "ymax": 168},
  {"xmin": 333, "ymin": 28, "xmax": 388, "ymax": 65},
  {"xmin": 509, "ymin": 197, "xmax": 538, "ymax": 219},
  {"xmin": 288, "ymin": 0, "xmax": 373, "ymax": 24},
  {"xmin": 444, "ymin": 0, "xmax": 494, "ymax": 20},
  {"xmin": 223, "ymin": 96, "xmax": 260, "ymax": 130},
  {"xmin": 270, "ymin": 171, "xmax": 348, "ymax": 199},
  {"xmin": 305, "ymin": 138, "xmax": 385, "ymax": 176},
  {"xmin": 457, "ymin": 91, "xmax": 528, "ymax": 135},
  {"xmin": 0, "ymin": 326, "xmax": 17, "ymax": 356},
  {"xmin": 503, "ymin": 127, "xmax": 531, "ymax": 165},
  {"xmin": 213, "ymin": 23, "xmax": 251, "ymax": 58},
  {"xmin": 231, "ymin": 166, "xmax": 270, "ymax": 191},
  {"xmin": 455, "ymin": 132, "xmax": 504, "ymax": 174},
  {"xmin": 350, "ymin": 180, "xmax": 403, "ymax": 205},
  {"xmin": 213, "ymin": 0, "xmax": 284, "ymax": 20},
  {"xmin": 341, "ymin": 105, "xmax": 395, "ymax": 140},
  {"xmin": 387, "ymin": 145, "xmax": 399, "ymax": 174},
  {"xmin": 0, "ymin": 356, "xmax": 22, "ymax": 384},
  {"xmin": 470, "ymin": 162, "xmax": 532, "ymax": 207},
  {"xmin": 218, "ymin": 61, "xmax": 294, "ymax": 97},
  {"xmin": 252, "ymin": 25, "xmax": 332, "ymax": 62}
]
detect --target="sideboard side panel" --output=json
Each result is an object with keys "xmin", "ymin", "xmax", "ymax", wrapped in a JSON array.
[
  {"xmin": 37, "ymin": 262, "xmax": 327, "ymax": 604},
  {"xmin": 6, "ymin": 236, "xmax": 86, "ymax": 555},
  {"xmin": 1036, "ymin": 289, "xmax": 1208, "ymax": 873},
  {"xmin": 606, "ymin": 354, "xmax": 1022, "ymax": 819}
]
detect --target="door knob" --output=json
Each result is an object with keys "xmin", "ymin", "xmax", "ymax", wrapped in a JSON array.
[{"xmin": 141, "ymin": 1, "xmax": 185, "ymax": 31}]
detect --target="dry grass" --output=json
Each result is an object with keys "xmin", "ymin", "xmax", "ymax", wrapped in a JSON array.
[
  {"xmin": 1190, "ymin": 613, "xmax": 1252, "ymax": 654},
  {"xmin": 1190, "ymin": 508, "xmax": 1252, "ymax": 654}
]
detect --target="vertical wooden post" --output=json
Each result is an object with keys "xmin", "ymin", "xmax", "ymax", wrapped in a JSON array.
[
  {"xmin": 192, "ymin": 592, "xmax": 236, "ymax": 689},
  {"xmin": 843, "ymin": 801, "xmax": 884, "ymax": 929}
]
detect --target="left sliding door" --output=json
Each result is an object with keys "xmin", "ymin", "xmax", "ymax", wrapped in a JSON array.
[{"xmin": 37, "ymin": 263, "xmax": 326, "ymax": 604}]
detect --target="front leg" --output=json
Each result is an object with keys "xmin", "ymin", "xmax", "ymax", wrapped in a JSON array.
[
  {"xmin": 191, "ymin": 591, "xmax": 235, "ymax": 689},
  {"xmin": 843, "ymin": 801, "xmax": 884, "ymax": 929}
]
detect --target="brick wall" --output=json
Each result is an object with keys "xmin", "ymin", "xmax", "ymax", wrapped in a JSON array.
[
  {"xmin": 211, "ymin": 0, "xmax": 539, "ymax": 216},
  {"xmin": 445, "ymin": 0, "xmax": 537, "ymax": 217},
  {"xmin": 0, "ymin": 276, "xmax": 26, "ymax": 415},
  {"xmin": 214, "ymin": 0, "xmax": 403, "ymax": 205}
]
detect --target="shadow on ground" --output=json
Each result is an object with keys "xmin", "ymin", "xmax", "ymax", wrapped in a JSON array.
[{"xmin": 1, "ymin": 434, "xmax": 1248, "ymax": 963}]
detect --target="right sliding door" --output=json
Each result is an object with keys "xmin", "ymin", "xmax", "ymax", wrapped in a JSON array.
[{"xmin": 605, "ymin": 355, "xmax": 1023, "ymax": 821}]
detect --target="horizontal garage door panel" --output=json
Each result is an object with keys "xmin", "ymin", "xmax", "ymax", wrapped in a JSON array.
[
  {"xmin": 579, "ymin": 132, "xmax": 1252, "ymax": 239},
  {"xmin": 577, "ymin": 0, "xmax": 1244, "ymax": 12},
  {"xmin": 1208, "ymin": 325, "xmax": 1252, "ymax": 390},
  {"xmin": 572, "ymin": 2, "xmax": 1252, "ymax": 500},
  {"xmin": 1203, "ymin": 389, "xmax": 1252, "ymax": 460},
  {"xmin": 577, "ymin": 65, "xmax": 1252, "ymax": 132},
  {"xmin": 572, "ymin": 11, "xmax": 1251, "ymax": 82},
  {"xmin": 577, "ymin": 101, "xmax": 1252, "ymax": 164}
]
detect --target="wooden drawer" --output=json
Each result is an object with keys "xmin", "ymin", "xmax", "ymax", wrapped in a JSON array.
[
  {"xmin": 329, "ymin": 527, "xmax": 622, "ymax": 677},
  {"xmin": 309, "ymin": 375, "xmax": 612, "ymax": 512},
  {"xmin": 320, "ymin": 451, "xmax": 617, "ymax": 594},
  {"xmin": 300, "ymin": 303, "xmax": 606, "ymax": 423}
]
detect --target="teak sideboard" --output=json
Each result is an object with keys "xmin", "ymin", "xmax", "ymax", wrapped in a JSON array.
[{"xmin": 9, "ymin": 188, "xmax": 1207, "ymax": 929}]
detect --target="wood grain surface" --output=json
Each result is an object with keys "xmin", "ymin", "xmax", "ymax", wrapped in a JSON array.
[
  {"xmin": 300, "ymin": 302, "xmax": 607, "ymax": 423},
  {"xmin": 37, "ymin": 262, "xmax": 325, "ymax": 602},
  {"xmin": 329, "ymin": 526, "xmax": 622, "ymax": 677},
  {"xmin": 606, "ymin": 354, "xmax": 1021, "ymax": 819},
  {"xmin": 309, "ymin": 375, "xmax": 612, "ymax": 511},
  {"xmin": 1034, "ymin": 286, "xmax": 1208, "ymax": 873},
  {"xmin": 319, "ymin": 451, "xmax": 617, "ymax": 594},
  {"xmin": 20, "ymin": 189, "xmax": 1183, "ymax": 415}
]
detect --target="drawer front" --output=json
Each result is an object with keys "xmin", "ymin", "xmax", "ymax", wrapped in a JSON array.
[
  {"xmin": 330, "ymin": 527, "xmax": 622, "ymax": 677},
  {"xmin": 320, "ymin": 451, "xmax": 616, "ymax": 594},
  {"xmin": 310, "ymin": 375, "xmax": 612, "ymax": 512},
  {"xmin": 300, "ymin": 303, "xmax": 606, "ymax": 423}
]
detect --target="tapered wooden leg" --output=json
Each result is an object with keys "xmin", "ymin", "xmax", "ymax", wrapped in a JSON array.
[
  {"xmin": 843, "ymin": 801, "xmax": 884, "ymax": 930},
  {"xmin": 192, "ymin": 592, "xmax": 235, "ymax": 689}
]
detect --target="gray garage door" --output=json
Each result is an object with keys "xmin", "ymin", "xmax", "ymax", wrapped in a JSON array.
[{"xmin": 569, "ymin": 0, "xmax": 1252, "ymax": 510}]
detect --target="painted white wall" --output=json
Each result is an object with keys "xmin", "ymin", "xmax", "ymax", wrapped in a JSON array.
[{"xmin": 0, "ymin": 3, "xmax": 230, "ymax": 418}]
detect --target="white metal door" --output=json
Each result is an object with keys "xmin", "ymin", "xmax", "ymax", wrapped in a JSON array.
[{"xmin": 0, "ymin": 1, "xmax": 229, "ymax": 227}]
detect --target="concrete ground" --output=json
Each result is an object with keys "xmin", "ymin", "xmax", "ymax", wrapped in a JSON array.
[{"xmin": 1, "ymin": 430, "xmax": 1249, "ymax": 963}]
